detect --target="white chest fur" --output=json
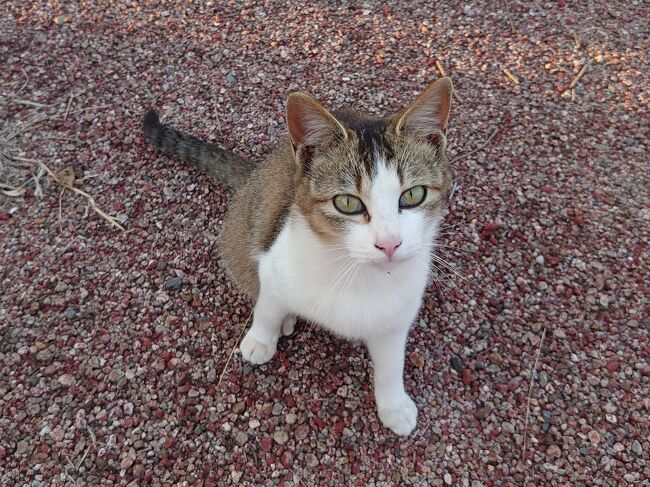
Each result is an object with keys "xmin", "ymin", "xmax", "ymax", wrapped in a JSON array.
[{"xmin": 257, "ymin": 213, "xmax": 433, "ymax": 339}]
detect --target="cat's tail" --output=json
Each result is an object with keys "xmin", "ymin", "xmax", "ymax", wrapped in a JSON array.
[{"xmin": 142, "ymin": 109, "xmax": 256, "ymax": 187}]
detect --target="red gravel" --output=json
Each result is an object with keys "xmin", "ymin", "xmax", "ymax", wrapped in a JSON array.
[{"xmin": 1, "ymin": 2, "xmax": 648, "ymax": 485}]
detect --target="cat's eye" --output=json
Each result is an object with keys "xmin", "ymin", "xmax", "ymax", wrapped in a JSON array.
[
  {"xmin": 399, "ymin": 186, "xmax": 427, "ymax": 209},
  {"xmin": 333, "ymin": 194, "xmax": 366, "ymax": 215}
]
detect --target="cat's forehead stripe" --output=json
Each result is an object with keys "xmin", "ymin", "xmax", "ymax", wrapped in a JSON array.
[{"xmin": 347, "ymin": 118, "xmax": 395, "ymax": 176}]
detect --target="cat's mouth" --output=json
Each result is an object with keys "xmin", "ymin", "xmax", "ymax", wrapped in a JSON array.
[{"xmin": 370, "ymin": 252, "xmax": 413, "ymax": 267}]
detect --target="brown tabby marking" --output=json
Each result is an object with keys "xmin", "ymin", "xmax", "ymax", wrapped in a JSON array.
[{"xmin": 144, "ymin": 78, "xmax": 454, "ymax": 301}]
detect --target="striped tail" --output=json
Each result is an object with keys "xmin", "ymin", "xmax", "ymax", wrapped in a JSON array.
[{"xmin": 142, "ymin": 109, "xmax": 255, "ymax": 187}]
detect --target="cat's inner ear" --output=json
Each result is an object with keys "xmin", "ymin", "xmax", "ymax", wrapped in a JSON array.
[
  {"xmin": 286, "ymin": 93, "xmax": 347, "ymax": 163},
  {"xmin": 392, "ymin": 77, "xmax": 453, "ymax": 142}
]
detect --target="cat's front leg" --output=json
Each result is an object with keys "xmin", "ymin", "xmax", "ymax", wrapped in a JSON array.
[
  {"xmin": 240, "ymin": 290, "xmax": 288, "ymax": 365},
  {"xmin": 366, "ymin": 326, "xmax": 417, "ymax": 436}
]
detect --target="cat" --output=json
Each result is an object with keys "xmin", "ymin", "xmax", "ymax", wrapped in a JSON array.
[{"xmin": 143, "ymin": 77, "xmax": 453, "ymax": 435}]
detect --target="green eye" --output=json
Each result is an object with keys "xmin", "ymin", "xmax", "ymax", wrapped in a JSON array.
[
  {"xmin": 333, "ymin": 194, "xmax": 366, "ymax": 215},
  {"xmin": 399, "ymin": 186, "xmax": 427, "ymax": 209}
]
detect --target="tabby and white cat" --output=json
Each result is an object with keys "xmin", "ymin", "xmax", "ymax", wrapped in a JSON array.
[{"xmin": 143, "ymin": 77, "xmax": 453, "ymax": 435}]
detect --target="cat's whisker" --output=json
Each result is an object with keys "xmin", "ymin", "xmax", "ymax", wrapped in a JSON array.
[
  {"xmin": 433, "ymin": 243, "xmax": 477, "ymax": 256},
  {"xmin": 317, "ymin": 244, "xmax": 351, "ymax": 250},
  {"xmin": 429, "ymin": 261, "xmax": 472, "ymax": 302},
  {"xmin": 319, "ymin": 253, "xmax": 354, "ymax": 266},
  {"xmin": 437, "ymin": 221, "xmax": 465, "ymax": 232},
  {"xmin": 429, "ymin": 272, "xmax": 450, "ymax": 298},
  {"xmin": 312, "ymin": 258, "xmax": 359, "ymax": 321},
  {"xmin": 414, "ymin": 249, "xmax": 459, "ymax": 300},
  {"xmin": 334, "ymin": 261, "xmax": 360, "ymax": 311},
  {"xmin": 431, "ymin": 254, "xmax": 483, "ymax": 292}
]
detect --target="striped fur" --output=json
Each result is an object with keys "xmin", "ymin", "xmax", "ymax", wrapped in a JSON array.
[{"xmin": 143, "ymin": 109, "xmax": 256, "ymax": 187}]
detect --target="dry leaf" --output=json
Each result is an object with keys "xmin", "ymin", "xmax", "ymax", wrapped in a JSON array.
[
  {"xmin": 57, "ymin": 167, "xmax": 76, "ymax": 187},
  {"xmin": 1, "ymin": 187, "xmax": 27, "ymax": 197}
]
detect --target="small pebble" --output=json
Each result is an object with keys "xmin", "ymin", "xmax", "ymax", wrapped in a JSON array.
[
  {"xmin": 588, "ymin": 430, "xmax": 601, "ymax": 445},
  {"xmin": 57, "ymin": 374, "xmax": 75, "ymax": 387},
  {"xmin": 273, "ymin": 430, "xmax": 289, "ymax": 445},
  {"xmin": 546, "ymin": 444, "xmax": 562, "ymax": 458},
  {"xmin": 450, "ymin": 356, "xmax": 464, "ymax": 373},
  {"xmin": 164, "ymin": 277, "xmax": 183, "ymax": 290}
]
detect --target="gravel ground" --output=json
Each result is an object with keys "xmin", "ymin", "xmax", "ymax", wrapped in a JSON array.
[{"xmin": 1, "ymin": 1, "xmax": 648, "ymax": 485}]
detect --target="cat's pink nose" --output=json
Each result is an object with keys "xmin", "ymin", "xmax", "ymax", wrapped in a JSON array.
[{"xmin": 374, "ymin": 238, "xmax": 402, "ymax": 259}]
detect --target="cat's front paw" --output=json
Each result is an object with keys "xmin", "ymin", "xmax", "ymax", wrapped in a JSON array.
[
  {"xmin": 240, "ymin": 330, "xmax": 277, "ymax": 364},
  {"xmin": 377, "ymin": 394, "xmax": 417, "ymax": 436}
]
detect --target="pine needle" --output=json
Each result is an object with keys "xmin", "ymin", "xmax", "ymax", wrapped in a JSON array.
[{"xmin": 522, "ymin": 327, "xmax": 547, "ymax": 461}]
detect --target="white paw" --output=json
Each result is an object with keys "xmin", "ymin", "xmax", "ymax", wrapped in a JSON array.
[
  {"xmin": 377, "ymin": 394, "xmax": 418, "ymax": 436},
  {"xmin": 240, "ymin": 330, "xmax": 277, "ymax": 365},
  {"xmin": 281, "ymin": 315, "xmax": 296, "ymax": 336}
]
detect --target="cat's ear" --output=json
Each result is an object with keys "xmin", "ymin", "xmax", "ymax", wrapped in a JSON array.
[
  {"xmin": 286, "ymin": 93, "xmax": 347, "ymax": 165},
  {"xmin": 392, "ymin": 77, "xmax": 453, "ymax": 142}
]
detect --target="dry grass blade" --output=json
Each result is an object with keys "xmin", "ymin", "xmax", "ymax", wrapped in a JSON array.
[
  {"xmin": 1, "ymin": 185, "xmax": 27, "ymax": 196},
  {"xmin": 0, "ymin": 113, "xmax": 48, "ymax": 148},
  {"xmin": 76, "ymin": 446, "xmax": 91, "ymax": 470},
  {"xmin": 1, "ymin": 97, "xmax": 51, "ymax": 108},
  {"xmin": 31, "ymin": 165, "xmax": 46, "ymax": 198},
  {"xmin": 451, "ymin": 126, "xmax": 499, "ymax": 164},
  {"xmin": 502, "ymin": 0, "xmax": 516, "ymax": 33},
  {"xmin": 0, "ymin": 163, "xmax": 45, "ymax": 196},
  {"xmin": 64, "ymin": 104, "xmax": 110, "ymax": 117},
  {"xmin": 58, "ymin": 187, "xmax": 65, "ymax": 231},
  {"xmin": 64, "ymin": 92, "xmax": 75, "ymax": 121},
  {"xmin": 216, "ymin": 313, "xmax": 251, "ymax": 389},
  {"xmin": 522, "ymin": 327, "xmax": 547, "ymax": 461},
  {"xmin": 10, "ymin": 156, "xmax": 127, "ymax": 232}
]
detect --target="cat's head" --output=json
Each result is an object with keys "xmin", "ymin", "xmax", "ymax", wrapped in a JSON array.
[{"xmin": 287, "ymin": 78, "xmax": 453, "ymax": 265}]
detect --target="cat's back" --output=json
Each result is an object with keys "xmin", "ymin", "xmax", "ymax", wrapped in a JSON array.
[{"xmin": 219, "ymin": 138, "xmax": 296, "ymax": 299}]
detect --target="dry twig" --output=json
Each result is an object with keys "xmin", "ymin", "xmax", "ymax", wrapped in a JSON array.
[
  {"xmin": 522, "ymin": 327, "xmax": 547, "ymax": 460},
  {"xmin": 568, "ymin": 58, "xmax": 593, "ymax": 89},
  {"xmin": 64, "ymin": 92, "xmax": 75, "ymax": 121},
  {"xmin": 573, "ymin": 32, "xmax": 581, "ymax": 49},
  {"xmin": 216, "ymin": 313, "xmax": 252, "ymax": 389},
  {"xmin": 434, "ymin": 61, "xmax": 461, "ymax": 103},
  {"xmin": 9, "ymin": 156, "xmax": 127, "ymax": 232},
  {"xmin": 503, "ymin": 68, "xmax": 520, "ymax": 85},
  {"xmin": 435, "ymin": 60, "xmax": 447, "ymax": 77}
]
